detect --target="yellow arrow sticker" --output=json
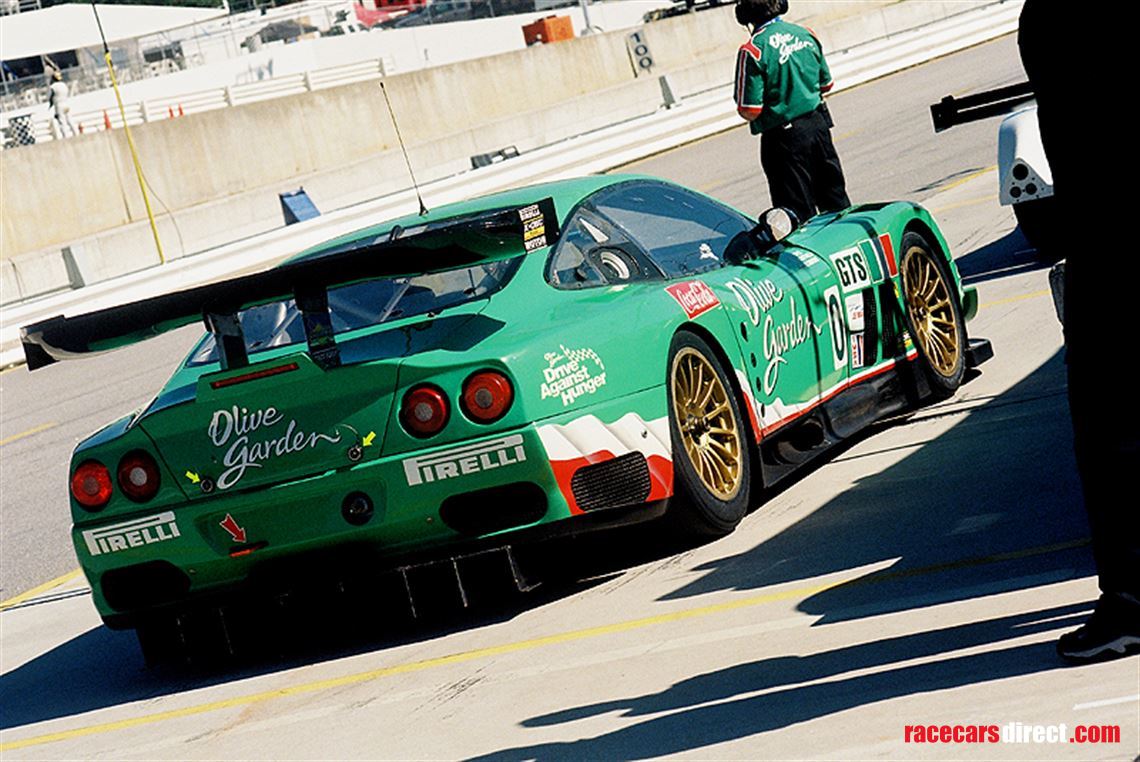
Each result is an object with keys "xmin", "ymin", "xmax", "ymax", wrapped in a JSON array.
[
  {"xmin": 362, "ymin": 432, "xmax": 376, "ymax": 447},
  {"xmin": 185, "ymin": 471, "xmax": 200, "ymax": 484}
]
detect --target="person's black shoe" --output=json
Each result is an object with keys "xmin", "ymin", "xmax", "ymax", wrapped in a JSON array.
[{"xmin": 1057, "ymin": 593, "xmax": 1140, "ymax": 664}]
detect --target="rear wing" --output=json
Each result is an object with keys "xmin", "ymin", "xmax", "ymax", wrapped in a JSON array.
[
  {"xmin": 930, "ymin": 81, "xmax": 1034, "ymax": 131},
  {"xmin": 21, "ymin": 198, "xmax": 560, "ymax": 372}
]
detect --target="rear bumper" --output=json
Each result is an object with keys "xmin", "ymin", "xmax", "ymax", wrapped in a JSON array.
[{"xmin": 76, "ymin": 387, "xmax": 673, "ymax": 621}]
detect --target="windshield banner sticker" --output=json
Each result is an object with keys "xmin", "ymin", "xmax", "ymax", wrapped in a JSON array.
[
  {"xmin": 404, "ymin": 434, "xmax": 527, "ymax": 486},
  {"xmin": 208, "ymin": 405, "xmax": 344, "ymax": 490},
  {"xmin": 541, "ymin": 345, "xmax": 607, "ymax": 407}
]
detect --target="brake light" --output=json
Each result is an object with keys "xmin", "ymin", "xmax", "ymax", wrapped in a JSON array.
[
  {"xmin": 117, "ymin": 450, "xmax": 162, "ymax": 502},
  {"xmin": 401, "ymin": 385, "xmax": 449, "ymax": 437},
  {"xmin": 71, "ymin": 460, "xmax": 113, "ymax": 510},
  {"xmin": 462, "ymin": 371, "xmax": 513, "ymax": 423}
]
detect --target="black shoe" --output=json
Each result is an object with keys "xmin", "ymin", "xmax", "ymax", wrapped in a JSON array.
[{"xmin": 1057, "ymin": 593, "xmax": 1140, "ymax": 664}]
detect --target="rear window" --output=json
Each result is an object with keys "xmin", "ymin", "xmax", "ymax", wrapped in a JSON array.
[{"xmin": 186, "ymin": 258, "xmax": 520, "ymax": 367}]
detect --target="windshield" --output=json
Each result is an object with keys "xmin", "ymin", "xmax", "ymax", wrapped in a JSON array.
[{"xmin": 186, "ymin": 258, "xmax": 521, "ymax": 367}]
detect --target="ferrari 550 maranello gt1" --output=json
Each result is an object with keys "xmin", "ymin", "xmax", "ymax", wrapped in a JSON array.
[{"xmin": 22, "ymin": 174, "xmax": 991, "ymax": 655}]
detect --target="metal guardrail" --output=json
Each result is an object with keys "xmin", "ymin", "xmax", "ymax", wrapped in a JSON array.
[{"xmin": 4, "ymin": 57, "xmax": 389, "ymax": 146}]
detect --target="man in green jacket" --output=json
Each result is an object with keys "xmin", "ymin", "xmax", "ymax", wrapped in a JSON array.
[{"xmin": 733, "ymin": 0, "xmax": 849, "ymax": 221}]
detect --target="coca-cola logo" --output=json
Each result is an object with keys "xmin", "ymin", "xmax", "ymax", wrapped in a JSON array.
[{"xmin": 665, "ymin": 281, "xmax": 720, "ymax": 319}]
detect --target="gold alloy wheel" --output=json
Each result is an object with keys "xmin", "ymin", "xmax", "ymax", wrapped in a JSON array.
[
  {"xmin": 902, "ymin": 245, "xmax": 962, "ymax": 378},
  {"xmin": 671, "ymin": 347, "xmax": 744, "ymax": 501}
]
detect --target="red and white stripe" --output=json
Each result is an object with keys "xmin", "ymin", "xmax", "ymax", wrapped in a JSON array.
[
  {"xmin": 735, "ymin": 349, "xmax": 919, "ymax": 441},
  {"xmin": 536, "ymin": 413, "xmax": 673, "ymax": 514}
]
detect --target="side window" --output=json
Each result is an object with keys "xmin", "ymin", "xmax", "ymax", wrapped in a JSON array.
[
  {"xmin": 591, "ymin": 182, "xmax": 754, "ymax": 278},
  {"xmin": 547, "ymin": 208, "xmax": 660, "ymax": 289}
]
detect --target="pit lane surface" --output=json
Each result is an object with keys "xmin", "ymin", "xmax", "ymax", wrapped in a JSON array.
[{"xmin": 2, "ymin": 34, "xmax": 1138, "ymax": 759}]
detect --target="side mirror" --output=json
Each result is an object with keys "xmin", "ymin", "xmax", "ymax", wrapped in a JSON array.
[
  {"xmin": 759, "ymin": 207, "xmax": 799, "ymax": 241},
  {"xmin": 747, "ymin": 207, "xmax": 801, "ymax": 255}
]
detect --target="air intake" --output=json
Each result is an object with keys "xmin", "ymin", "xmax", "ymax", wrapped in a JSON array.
[{"xmin": 570, "ymin": 452, "xmax": 652, "ymax": 512}]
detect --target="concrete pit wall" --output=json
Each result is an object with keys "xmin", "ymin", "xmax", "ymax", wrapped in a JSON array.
[{"xmin": 1, "ymin": 0, "xmax": 990, "ymax": 304}]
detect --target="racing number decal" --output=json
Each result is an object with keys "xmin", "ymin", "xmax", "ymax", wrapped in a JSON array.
[
  {"xmin": 830, "ymin": 247, "xmax": 872, "ymax": 292},
  {"xmin": 824, "ymin": 286, "xmax": 847, "ymax": 371}
]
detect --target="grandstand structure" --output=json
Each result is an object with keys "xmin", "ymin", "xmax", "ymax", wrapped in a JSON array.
[{"xmin": 2, "ymin": 0, "xmax": 663, "ymax": 146}]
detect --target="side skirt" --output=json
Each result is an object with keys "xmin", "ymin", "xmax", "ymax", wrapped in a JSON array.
[{"xmin": 758, "ymin": 366, "xmax": 910, "ymax": 488}]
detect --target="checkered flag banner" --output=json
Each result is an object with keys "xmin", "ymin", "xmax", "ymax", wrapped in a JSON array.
[{"xmin": 8, "ymin": 114, "xmax": 36, "ymax": 146}]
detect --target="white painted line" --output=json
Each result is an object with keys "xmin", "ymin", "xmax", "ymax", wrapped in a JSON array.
[{"xmin": 1072, "ymin": 694, "xmax": 1140, "ymax": 711}]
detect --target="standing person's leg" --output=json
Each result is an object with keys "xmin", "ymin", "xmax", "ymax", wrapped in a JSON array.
[
  {"xmin": 760, "ymin": 124, "xmax": 816, "ymax": 222},
  {"xmin": 809, "ymin": 112, "xmax": 851, "ymax": 213},
  {"xmin": 1057, "ymin": 252, "xmax": 1140, "ymax": 661},
  {"xmin": 1021, "ymin": 0, "xmax": 1140, "ymax": 662}
]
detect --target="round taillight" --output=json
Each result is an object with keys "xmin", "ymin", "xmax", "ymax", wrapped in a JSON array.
[
  {"xmin": 462, "ymin": 371, "xmax": 513, "ymax": 423},
  {"xmin": 71, "ymin": 460, "xmax": 113, "ymax": 510},
  {"xmin": 401, "ymin": 385, "xmax": 449, "ymax": 438},
  {"xmin": 117, "ymin": 450, "xmax": 161, "ymax": 503}
]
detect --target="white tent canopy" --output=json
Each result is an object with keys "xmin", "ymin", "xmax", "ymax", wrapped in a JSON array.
[{"xmin": 0, "ymin": 4, "xmax": 227, "ymax": 61}]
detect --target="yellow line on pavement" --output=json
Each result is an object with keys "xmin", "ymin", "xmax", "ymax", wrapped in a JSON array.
[
  {"xmin": 0, "ymin": 421, "xmax": 57, "ymax": 447},
  {"xmin": 980, "ymin": 289, "xmax": 1052, "ymax": 309},
  {"xmin": 929, "ymin": 194, "xmax": 999, "ymax": 215},
  {"xmin": 937, "ymin": 165, "xmax": 996, "ymax": 194},
  {"xmin": 0, "ymin": 538, "xmax": 1088, "ymax": 753},
  {"xmin": 0, "ymin": 569, "xmax": 82, "ymax": 612},
  {"xmin": 0, "ymin": 580, "xmax": 840, "ymax": 752}
]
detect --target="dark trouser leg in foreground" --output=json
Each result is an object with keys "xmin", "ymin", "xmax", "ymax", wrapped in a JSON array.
[
  {"xmin": 1021, "ymin": 0, "xmax": 1140, "ymax": 663},
  {"xmin": 1056, "ymin": 256, "xmax": 1140, "ymax": 662}
]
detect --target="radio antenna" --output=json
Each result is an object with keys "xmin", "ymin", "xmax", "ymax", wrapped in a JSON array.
[{"xmin": 380, "ymin": 80, "xmax": 429, "ymax": 217}]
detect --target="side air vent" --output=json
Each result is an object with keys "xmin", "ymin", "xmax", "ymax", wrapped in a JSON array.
[{"xmin": 570, "ymin": 452, "xmax": 652, "ymax": 512}]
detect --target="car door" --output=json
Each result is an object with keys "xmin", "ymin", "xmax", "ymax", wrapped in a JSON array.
[{"xmin": 586, "ymin": 179, "xmax": 831, "ymax": 440}]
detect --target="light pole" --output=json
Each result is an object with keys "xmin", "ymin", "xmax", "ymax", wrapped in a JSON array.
[
  {"xmin": 90, "ymin": 0, "xmax": 166, "ymax": 265},
  {"xmin": 579, "ymin": 0, "xmax": 594, "ymax": 35}
]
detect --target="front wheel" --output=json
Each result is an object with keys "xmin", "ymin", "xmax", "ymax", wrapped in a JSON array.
[
  {"xmin": 666, "ymin": 332, "xmax": 752, "ymax": 536},
  {"xmin": 899, "ymin": 232, "xmax": 966, "ymax": 398}
]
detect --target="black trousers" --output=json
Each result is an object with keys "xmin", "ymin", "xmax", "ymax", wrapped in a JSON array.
[
  {"xmin": 1020, "ymin": 0, "xmax": 1139, "ymax": 599},
  {"xmin": 759, "ymin": 108, "xmax": 850, "ymax": 221}
]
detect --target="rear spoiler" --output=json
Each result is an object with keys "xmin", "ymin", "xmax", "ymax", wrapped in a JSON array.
[
  {"xmin": 930, "ymin": 81, "xmax": 1034, "ymax": 131},
  {"xmin": 21, "ymin": 198, "xmax": 559, "ymax": 372}
]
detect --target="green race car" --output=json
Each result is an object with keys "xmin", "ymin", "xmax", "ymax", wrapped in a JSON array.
[{"xmin": 22, "ymin": 174, "xmax": 991, "ymax": 656}]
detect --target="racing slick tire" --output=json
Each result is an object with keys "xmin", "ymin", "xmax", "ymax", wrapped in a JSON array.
[
  {"xmin": 666, "ymin": 331, "xmax": 752, "ymax": 537},
  {"xmin": 899, "ymin": 232, "xmax": 967, "ymax": 398}
]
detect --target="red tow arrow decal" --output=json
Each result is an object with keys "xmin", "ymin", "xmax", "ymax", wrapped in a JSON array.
[{"xmin": 219, "ymin": 513, "xmax": 247, "ymax": 544}]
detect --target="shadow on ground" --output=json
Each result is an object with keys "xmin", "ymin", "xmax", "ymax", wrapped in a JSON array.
[
  {"xmin": 659, "ymin": 349, "xmax": 1087, "ymax": 623},
  {"xmin": 470, "ymin": 350, "xmax": 1095, "ymax": 760},
  {"xmin": 955, "ymin": 227, "xmax": 1053, "ymax": 285},
  {"xmin": 471, "ymin": 603, "xmax": 1088, "ymax": 761},
  {"xmin": 0, "ymin": 569, "xmax": 621, "ymax": 731}
]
